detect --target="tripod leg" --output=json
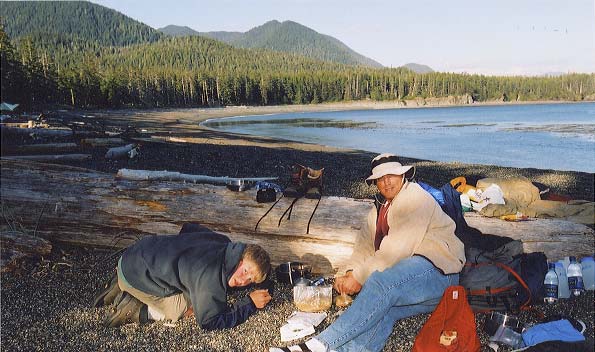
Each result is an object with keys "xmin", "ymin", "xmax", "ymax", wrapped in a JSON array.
[
  {"xmin": 278, "ymin": 197, "xmax": 300, "ymax": 227},
  {"xmin": 255, "ymin": 196, "xmax": 283, "ymax": 231},
  {"xmin": 306, "ymin": 197, "xmax": 321, "ymax": 234}
]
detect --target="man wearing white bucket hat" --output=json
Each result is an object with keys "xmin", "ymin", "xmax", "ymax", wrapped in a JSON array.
[{"xmin": 271, "ymin": 153, "xmax": 465, "ymax": 352}]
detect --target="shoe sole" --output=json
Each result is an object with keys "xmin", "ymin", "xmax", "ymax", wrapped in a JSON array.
[
  {"xmin": 93, "ymin": 273, "xmax": 120, "ymax": 308},
  {"xmin": 103, "ymin": 294, "xmax": 143, "ymax": 328}
]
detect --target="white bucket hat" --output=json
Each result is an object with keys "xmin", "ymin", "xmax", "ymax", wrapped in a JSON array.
[{"xmin": 365, "ymin": 153, "xmax": 415, "ymax": 185}]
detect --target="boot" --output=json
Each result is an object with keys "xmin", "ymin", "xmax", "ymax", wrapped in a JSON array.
[
  {"xmin": 283, "ymin": 164, "xmax": 308, "ymax": 198},
  {"xmin": 93, "ymin": 271, "xmax": 121, "ymax": 308},
  {"xmin": 103, "ymin": 292, "xmax": 148, "ymax": 327},
  {"xmin": 304, "ymin": 167, "xmax": 324, "ymax": 199}
]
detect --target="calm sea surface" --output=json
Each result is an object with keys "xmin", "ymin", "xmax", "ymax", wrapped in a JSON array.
[{"xmin": 203, "ymin": 102, "xmax": 595, "ymax": 172}]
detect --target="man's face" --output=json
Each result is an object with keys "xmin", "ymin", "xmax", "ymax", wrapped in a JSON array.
[
  {"xmin": 228, "ymin": 260, "xmax": 259, "ymax": 287},
  {"xmin": 376, "ymin": 174, "xmax": 404, "ymax": 201}
]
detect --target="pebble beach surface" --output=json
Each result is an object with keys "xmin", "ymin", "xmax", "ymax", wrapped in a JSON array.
[
  {"xmin": 1, "ymin": 246, "xmax": 593, "ymax": 352},
  {"xmin": 1, "ymin": 104, "xmax": 594, "ymax": 351}
]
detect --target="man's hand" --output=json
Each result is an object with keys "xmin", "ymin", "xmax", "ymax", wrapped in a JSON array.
[
  {"xmin": 249, "ymin": 289, "xmax": 272, "ymax": 309},
  {"xmin": 333, "ymin": 271, "xmax": 362, "ymax": 295}
]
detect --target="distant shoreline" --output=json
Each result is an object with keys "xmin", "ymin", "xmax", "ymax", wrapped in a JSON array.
[{"xmin": 180, "ymin": 99, "xmax": 595, "ymax": 124}]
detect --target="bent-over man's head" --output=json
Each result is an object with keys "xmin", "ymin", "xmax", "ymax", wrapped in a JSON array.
[{"xmin": 228, "ymin": 244, "xmax": 271, "ymax": 287}]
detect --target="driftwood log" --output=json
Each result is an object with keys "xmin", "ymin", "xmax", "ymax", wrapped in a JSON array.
[
  {"xmin": 0, "ymin": 231, "xmax": 52, "ymax": 272},
  {"xmin": 1, "ymin": 126, "xmax": 73, "ymax": 137},
  {"xmin": 1, "ymin": 154, "xmax": 92, "ymax": 162},
  {"xmin": 2, "ymin": 142, "xmax": 79, "ymax": 154},
  {"xmin": 117, "ymin": 169, "xmax": 278, "ymax": 186},
  {"xmin": 0, "ymin": 159, "xmax": 593, "ymax": 274},
  {"xmin": 80, "ymin": 138, "xmax": 125, "ymax": 147},
  {"xmin": 105, "ymin": 144, "xmax": 137, "ymax": 159}
]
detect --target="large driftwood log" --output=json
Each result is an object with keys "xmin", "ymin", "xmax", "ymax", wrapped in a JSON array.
[{"xmin": 1, "ymin": 159, "xmax": 593, "ymax": 274}]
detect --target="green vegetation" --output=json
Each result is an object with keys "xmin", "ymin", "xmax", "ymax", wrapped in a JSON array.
[
  {"xmin": 198, "ymin": 20, "xmax": 383, "ymax": 68},
  {"xmin": 2, "ymin": 1, "xmax": 162, "ymax": 48},
  {"xmin": 1, "ymin": 1, "xmax": 594, "ymax": 110},
  {"xmin": 403, "ymin": 63, "xmax": 434, "ymax": 74}
]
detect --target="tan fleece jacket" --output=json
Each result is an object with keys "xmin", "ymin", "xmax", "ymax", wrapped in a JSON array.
[{"xmin": 350, "ymin": 181, "xmax": 465, "ymax": 285}]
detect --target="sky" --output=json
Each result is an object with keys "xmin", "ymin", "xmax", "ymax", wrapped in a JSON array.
[{"xmin": 91, "ymin": 0, "xmax": 595, "ymax": 76}]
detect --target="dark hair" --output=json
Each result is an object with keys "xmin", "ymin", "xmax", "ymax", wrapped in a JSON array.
[{"xmin": 242, "ymin": 244, "xmax": 271, "ymax": 283}]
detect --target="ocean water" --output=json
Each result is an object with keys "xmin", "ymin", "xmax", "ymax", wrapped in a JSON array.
[{"xmin": 203, "ymin": 102, "xmax": 595, "ymax": 172}]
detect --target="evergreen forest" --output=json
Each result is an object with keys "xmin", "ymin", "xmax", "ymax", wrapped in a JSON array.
[{"xmin": 1, "ymin": 1, "xmax": 594, "ymax": 110}]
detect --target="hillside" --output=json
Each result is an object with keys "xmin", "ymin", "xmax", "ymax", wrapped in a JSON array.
[
  {"xmin": 403, "ymin": 63, "xmax": 434, "ymax": 73},
  {"xmin": 0, "ymin": 1, "xmax": 162, "ymax": 48},
  {"xmin": 98, "ymin": 35, "xmax": 347, "ymax": 73},
  {"xmin": 190, "ymin": 20, "xmax": 383, "ymax": 68},
  {"xmin": 158, "ymin": 25, "xmax": 201, "ymax": 37},
  {"xmin": 1, "ymin": 2, "xmax": 593, "ymax": 110}
]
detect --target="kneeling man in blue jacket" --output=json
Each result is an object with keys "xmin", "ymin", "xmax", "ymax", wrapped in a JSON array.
[{"xmin": 95, "ymin": 223, "xmax": 272, "ymax": 330}]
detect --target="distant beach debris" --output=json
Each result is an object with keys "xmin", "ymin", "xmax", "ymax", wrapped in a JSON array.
[
  {"xmin": 0, "ymin": 102, "xmax": 20, "ymax": 112},
  {"xmin": 501, "ymin": 124, "xmax": 595, "ymax": 139}
]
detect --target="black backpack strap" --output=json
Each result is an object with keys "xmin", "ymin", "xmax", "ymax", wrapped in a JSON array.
[{"xmin": 501, "ymin": 295, "xmax": 512, "ymax": 312}]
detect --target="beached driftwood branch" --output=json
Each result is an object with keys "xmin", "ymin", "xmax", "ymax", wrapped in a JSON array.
[
  {"xmin": 105, "ymin": 144, "xmax": 138, "ymax": 159},
  {"xmin": 117, "ymin": 168, "xmax": 278, "ymax": 185},
  {"xmin": 1, "ymin": 154, "xmax": 92, "ymax": 162},
  {"xmin": 80, "ymin": 138, "xmax": 125, "ymax": 147},
  {"xmin": 1, "ymin": 160, "xmax": 592, "ymax": 274},
  {"xmin": 0, "ymin": 126, "xmax": 73, "ymax": 137},
  {"xmin": 3, "ymin": 143, "xmax": 79, "ymax": 154}
]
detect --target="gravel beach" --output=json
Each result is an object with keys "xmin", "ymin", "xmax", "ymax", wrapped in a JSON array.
[
  {"xmin": 1, "ymin": 245, "xmax": 593, "ymax": 352},
  {"xmin": 1, "ymin": 103, "xmax": 594, "ymax": 351}
]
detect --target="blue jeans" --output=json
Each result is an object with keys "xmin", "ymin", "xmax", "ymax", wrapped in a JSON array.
[{"xmin": 317, "ymin": 256, "xmax": 459, "ymax": 352}]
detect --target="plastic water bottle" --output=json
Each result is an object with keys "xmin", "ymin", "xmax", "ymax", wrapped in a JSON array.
[
  {"xmin": 554, "ymin": 262, "xmax": 570, "ymax": 299},
  {"xmin": 567, "ymin": 256, "xmax": 584, "ymax": 296},
  {"xmin": 580, "ymin": 256, "xmax": 595, "ymax": 290},
  {"xmin": 560, "ymin": 257, "xmax": 570, "ymax": 272},
  {"xmin": 543, "ymin": 263, "xmax": 558, "ymax": 304}
]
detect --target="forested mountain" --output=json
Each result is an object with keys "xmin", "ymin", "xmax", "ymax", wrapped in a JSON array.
[
  {"xmin": 1, "ymin": 2, "xmax": 594, "ymax": 110},
  {"xmin": 403, "ymin": 63, "xmax": 434, "ymax": 74},
  {"xmin": 1, "ymin": 1, "xmax": 162, "ymax": 49},
  {"xmin": 159, "ymin": 25, "xmax": 201, "ymax": 37},
  {"xmin": 196, "ymin": 20, "xmax": 383, "ymax": 68}
]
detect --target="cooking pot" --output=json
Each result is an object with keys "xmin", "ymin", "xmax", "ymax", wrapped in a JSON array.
[
  {"xmin": 483, "ymin": 312, "xmax": 524, "ymax": 336},
  {"xmin": 276, "ymin": 262, "xmax": 311, "ymax": 285}
]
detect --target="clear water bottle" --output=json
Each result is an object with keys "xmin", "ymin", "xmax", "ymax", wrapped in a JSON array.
[
  {"xmin": 559, "ymin": 257, "xmax": 570, "ymax": 273},
  {"xmin": 581, "ymin": 256, "xmax": 595, "ymax": 290},
  {"xmin": 554, "ymin": 262, "xmax": 570, "ymax": 299},
  {"xmin": 543, "ymin": 262, "xmax": 558, "ymax": 304},
  {"xmin": 567, "ymin": 256, "xmax": 584, "ymax": 296}
]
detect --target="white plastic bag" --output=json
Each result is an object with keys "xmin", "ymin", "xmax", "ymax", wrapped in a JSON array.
[
  {"xmin": 286, "ymin": 311, "xmax": 327, "ymax": 327},
  {"xmin": 280, "ymin": 322, "xmax": 315, "ymax": 342},
  {"xmin": 293, "ymin": 285, "xmax": 332, "ymax": 312},
  {"xmin": 473, "ymin": 184, "xmax": 505, "ymax": 211}
]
